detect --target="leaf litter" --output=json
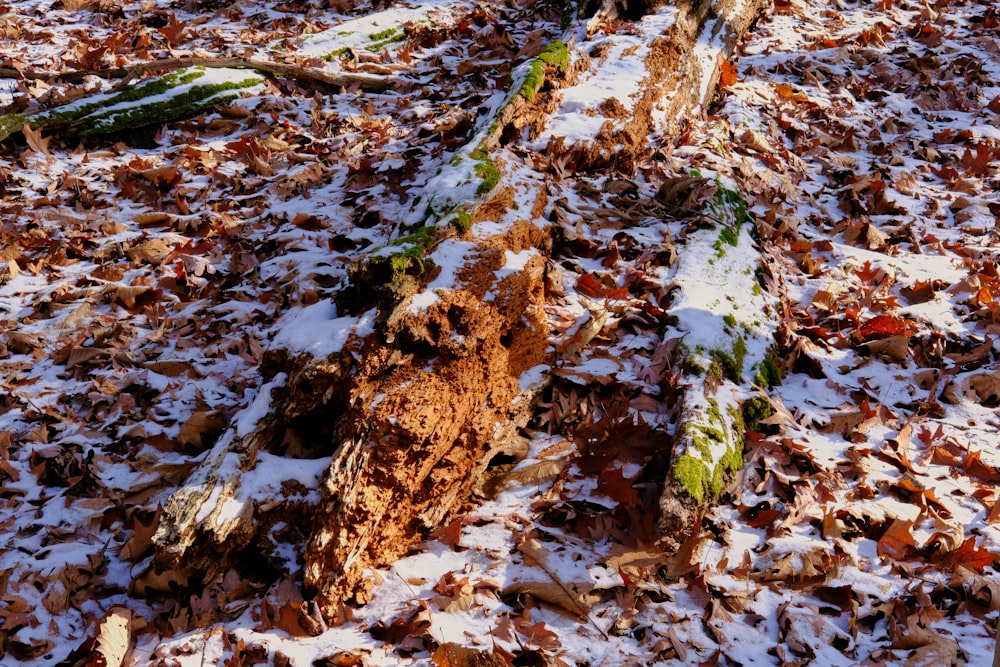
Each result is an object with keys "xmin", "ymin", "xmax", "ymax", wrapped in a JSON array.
[{"xmin": 0, "ymin": 0, "xmax": 999, "ymax": 665}]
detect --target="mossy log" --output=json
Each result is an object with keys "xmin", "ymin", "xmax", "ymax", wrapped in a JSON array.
[
  {"xmin": 657, "ymin": 181, "xmax": 776, "ymax": 550},
  {"xmin": 0, "ymin": 66, "xmax": 267, "ymax": 142}
]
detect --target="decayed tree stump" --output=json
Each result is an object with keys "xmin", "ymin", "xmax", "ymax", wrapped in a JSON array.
[{"xmin": 304, "ymin": 219, "xmax": 551, "ymax": 608}]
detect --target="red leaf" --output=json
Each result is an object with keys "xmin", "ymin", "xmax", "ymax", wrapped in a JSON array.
[
  {"xmin": 576, "ymin": 273, "xmax": 629, "ymax": 300},
  {"xmin": 942, "ymin": 537, "xmax": 996, "ymax": 573},
  {"xmin": 858, "ymin": 315, "xmax": 913, "ymax": 341},
  {"xmin": 596, "ymin": 467, "xmax": 640, "ymax": 506}
]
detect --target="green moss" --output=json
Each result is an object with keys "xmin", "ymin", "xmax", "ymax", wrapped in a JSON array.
[
  {"xmin": 385, "ymin": 225, "xmax": 436, "ymax": 274},
  {"xmin": 710, "ymin": 335, "xmax": 747, "ymax": 382},
  {"xmin": 516, "ymin": 41, "xmax": 568, "ymax": 102},
  {"xmin": 25, "ymin": 67, "xmax": 265, "ymax": 138},
  {"xmin": 711, "ymin": 461, "xmax": 726, "ymax": 495},
  {"xmin": 752, "ymin": 355, "xmax": 783, "ymax": 387},
  {"xmin": 452, "ymin": 210, "xmax": 472, "ymax": 232},
  {"xmin": 367, "ymin": 26, "xmax": 407, "ymax": 52},
  {"xmin": 742, "ymin": 395, "xmax": 773, "ymax": 431},
  {"xmin": 672, "ymin": 454, "xmax": 709, "ymax": 504},
  {"xmin": 722, "ymin": 313, "xmax": 737, "ymax": 329},
  {"xmin": 369, "ymin": 26, "xmax": 402, "ymax": 42},
  {"xmin": 392, "ymin": 225, "xmax": 435, "ymax": 250},
  {"xmin": 686, "ymin": 357, "xmax": 706, "ymax": 376},
  {"xmin": 471, "ymin": 148, "xmax": 500, "ymax": 195},
  {"xmin": 518, "ymin": 60, "xmax": 546, "ymax": 102},
  {"xmin": 537, "ymin": 40, "xmax": 569, "ymax": 71},
  {"xmin": 718, "ymin": 225, "xmax": 739, "ymax": 248},
  {"xmin": 0, "ymin": 113, "xmax": 26, "ymax": 142},
  {"xmin": 323, "ymin": 47, "xmax": 351, "ymax": 60}
]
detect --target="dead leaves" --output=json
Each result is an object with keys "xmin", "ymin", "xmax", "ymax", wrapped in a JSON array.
[
  {"xmin": 87, "ymin": 606, "xmax": 134, "ymax": 667},
  {"xmin": 22, "ymin": 123, "xmax": 51, "ymax": 156}
]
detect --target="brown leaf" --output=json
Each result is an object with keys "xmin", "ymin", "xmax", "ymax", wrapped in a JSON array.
[
  {"xmin": 432, "ymin": 643, "xmax": 505, "ymax": 667},
  {"xmin": 87, "ymin": 606, "xmax": 133, "ymax": 667},
  {"xmin": 863, "ymin": 335, "xmax": 911, "ymax": 362},
  {"xmin": 22, "ymin": 122, "xmax": 51, "ymax": 156},
  {"xmin": 158, "ymin": 12, "xmax": 189, "ymax": 46},
  {"xmin": 877, "ymin": 519, "xmax": 917, "ymax": 561},
  {"xmin": 126, "ymin": 238, "xmax": 173, "ymax": 265},
  {"xmin": 177, "ymin": 410, "xmax": 227, "ymax": 450},
  {"xmin": 119, "ymin": 505, "xmax": 161, "ymax": 561}
]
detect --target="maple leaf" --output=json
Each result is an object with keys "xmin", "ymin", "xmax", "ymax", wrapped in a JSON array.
[
  {"xmin": 960, "ymin": 141, "xmax": 999, "ymax": 176},
  {"xmin": 158, "ymin": 12, "xmax": 189, "ymax": 47},
  {"xmin": 855, "ymin": 260, "xmax": 882, "ymax": 285}
]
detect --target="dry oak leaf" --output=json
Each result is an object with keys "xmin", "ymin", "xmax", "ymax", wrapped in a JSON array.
[
  {"xmin": 119, "ymin": 504, "xmax": 162, "ymax": 561},
  {"xmin": 877, "ymin": 518, "xmax": 918, "ymax": 561},
  {"xmin": 87, "ymin": 606, "xmax": 133, "ymax": 667},
  {"xmin": 22, "ymin": 122, "xmax": 51, "ymax": 156},
  {"xmin": 126, "ymin": 238, "xmax": 173, "ymax": 265}
]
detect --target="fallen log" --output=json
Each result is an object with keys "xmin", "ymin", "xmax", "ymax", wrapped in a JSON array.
[
  {"xmin": 0, "ymin": 57, "xmax": 396, "ymax": 93},
  {"xmin": 150, "ymin": 0, "xmax": 771, "ymax": 617},
  {"xmin": 152, "ymin": 37, "xmax": 570, "ymax": 612}
]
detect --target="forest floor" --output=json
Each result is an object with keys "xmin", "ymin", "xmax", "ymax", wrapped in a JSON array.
[{"xmin": 1, "ymin": 0, "xmax": 999, "ymax": 665}]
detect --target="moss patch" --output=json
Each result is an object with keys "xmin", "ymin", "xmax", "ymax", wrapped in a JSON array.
[
  {"xmin": 516, "ymin": 40, "xmax": 568, "ymax": 102},
  {"xmin": 672, "ymin": 454, "xmax": 709, "ymax": 504},
  {"xmin": 5, "ymin": 67, "xmax": 265, "ymax": 141},
  {"xmin": 752, "ymin": 355, "xmax": 783, "ymax": 387},
  {"xmin": 742, "ymin": 395, "xmax": 773, "ymax": 431},
  {"xmin": 710, "ymin": 334, "xmax": 746, "ymax": 382},
  {"xmin": 382, "ymin": 225, "xmax": 436, "ymax": 275},
  {"xmin": 470, "ymin": 146, "xmax": 500, "ymax": 196}
]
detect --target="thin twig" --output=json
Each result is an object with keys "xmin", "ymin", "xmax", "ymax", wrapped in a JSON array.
[{"xmin": 0, "ymin": 56, "xmax": 397, "ymax": 93}]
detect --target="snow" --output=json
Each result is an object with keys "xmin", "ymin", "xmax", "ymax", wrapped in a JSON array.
[
  {"xmin": 2, "ymin": 0, "xmax": 1000, "ymax": 665},
  {"xmin": 269, "ymin": 301, "xmax": 359, "ymax": 358}
]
